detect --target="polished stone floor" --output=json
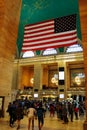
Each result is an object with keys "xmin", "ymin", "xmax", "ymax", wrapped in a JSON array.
[{"xmin": 0, "ymin": 112, "xmax": 85, "ymax": 130}]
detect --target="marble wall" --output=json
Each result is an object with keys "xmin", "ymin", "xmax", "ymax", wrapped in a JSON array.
[{"xmin": 0, "ymin": 0, "xmax": 22, "ymax": 116}]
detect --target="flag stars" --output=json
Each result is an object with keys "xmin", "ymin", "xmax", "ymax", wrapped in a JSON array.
[{"xmin": 54, "ymin": 14, "xmax": 76, "ymax": 33}]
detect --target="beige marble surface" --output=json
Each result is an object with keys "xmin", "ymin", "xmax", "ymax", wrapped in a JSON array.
[{"xmin": 0, "ymin": 112, "xmax": 85, "ymax": 130}]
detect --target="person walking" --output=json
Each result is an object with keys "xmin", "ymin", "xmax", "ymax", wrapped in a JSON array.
[
  {"xmin": 74, "ymin": 106, "xmax": 79, "ymax": 120},
  {"xmin": 27, "ymin": 103, "xmax": 37, "ymax": 130},
  {"xmin": 7, "ymin": 101, "xmax": 16, "ymax": 127},
  {"xmin": 49, "ymin": 104, "xmax": 55, "ymax": 117},
  {"xmin": 68, "ymin": 103, "xmax": 74, "ymax": 122},
  {"xmin": 62, "ymin": 104, "xmax": 68, "ymax": 124},
  {"xmin": 16, "ymin": 102, "xmax": 24, "ymax": 130},
  {"xmin": 36, "ymin": 102, "xmax": 45, "ymax": 130}
]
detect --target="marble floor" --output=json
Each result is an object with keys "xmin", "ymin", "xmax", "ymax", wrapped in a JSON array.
[{"xmin": 0, "ymin": 112, "xmax": 85, "ymax": 130}]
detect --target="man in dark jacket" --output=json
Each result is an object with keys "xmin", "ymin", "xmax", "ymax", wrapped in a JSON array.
[
  {"xmin": 7, "ymin": 101, "xmax": 16, "ymax": 127},
  {"xmin": 36, "ymin": 103, "xmax": 45, "ymax": 130}
]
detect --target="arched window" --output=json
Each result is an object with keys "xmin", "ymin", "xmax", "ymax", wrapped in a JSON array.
[
  {"xmin": 42, "ymin": 48, "xmax": 57, "ymax": 56},
  {"xmin": 22, "ymin": 51, "xmax": 35, "ymax": 58},
  {"xmin": 66, "ymin": 44, "xmax": 83, "ymax": 53}
]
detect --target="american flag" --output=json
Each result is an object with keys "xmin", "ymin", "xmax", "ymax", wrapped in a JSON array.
[{"xmin": 22, "ymin": 14, "xmax": 77, "ymax": 52}]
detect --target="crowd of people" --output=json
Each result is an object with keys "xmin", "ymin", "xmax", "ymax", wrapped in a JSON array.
[
  {"xmin": 48, "ymin": 99, "xmax": 85, "ymax": 123},
  {"xmin": 6, "ymin": 98, "xmax": 85, "ymax": 130},
  {"xmin": 6, "ymin": 99, "xmax": 46, "ymax": 130}
]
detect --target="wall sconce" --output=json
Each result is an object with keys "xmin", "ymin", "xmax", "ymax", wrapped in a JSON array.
[{"xmin": 30, "ymin": 78, "xmax": 34, "ymax": 84}]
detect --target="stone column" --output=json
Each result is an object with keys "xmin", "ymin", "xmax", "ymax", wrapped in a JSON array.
[
  {"xmin": 11, "ymin": 60, "xmax": 22, "ymax": 101},
  {"xmin": 12, "ymin": 61, "xmax": 19, "ymax": 90},
  {"xmin": 33, "ymin": 64, "xmax": 43, "ymax": 99}
]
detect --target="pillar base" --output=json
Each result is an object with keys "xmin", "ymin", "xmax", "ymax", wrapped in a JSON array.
[{"xmin": 83, "ymin": 121, "xmax": 87, "ymax": 130}]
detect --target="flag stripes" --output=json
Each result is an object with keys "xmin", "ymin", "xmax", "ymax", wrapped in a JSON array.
[{"xmin": 22, "ymin": 14, "xmax": 77, "ymax": 52}]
